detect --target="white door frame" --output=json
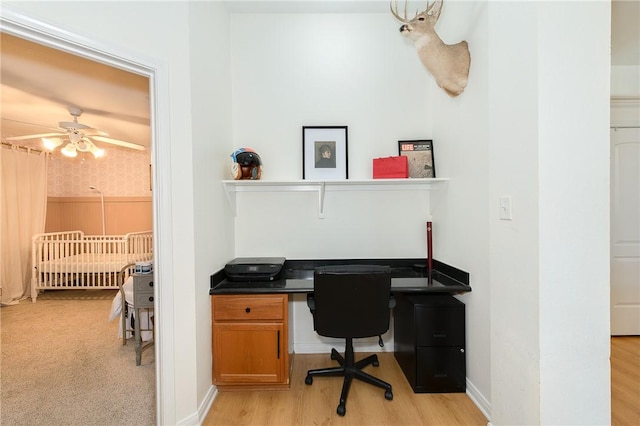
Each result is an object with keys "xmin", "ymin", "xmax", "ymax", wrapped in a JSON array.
[{"xmin": 0, "ymin": 8, "xmax": 176, "ymax": 424}]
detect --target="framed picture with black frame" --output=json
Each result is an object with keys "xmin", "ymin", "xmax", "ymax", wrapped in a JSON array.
[
  {"xmin": 302, "ymin": 126, "xmax": 348, "ymax": 180},
  {"xmin": 398, "ymin": 140, "xmax": 436, "ymax": 178}
]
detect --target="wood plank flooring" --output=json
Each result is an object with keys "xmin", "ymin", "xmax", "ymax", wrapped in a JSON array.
[
  {"xmin": 204, "ymin": 352, "xmax": 487, "ymax": 425},
  {"xmin": 611, "ymin": 336, "xmax": 640, "ymax": 426},
  {"xmin": 205, "ymin": 337, "xmax": 640, "ymax": 425}
]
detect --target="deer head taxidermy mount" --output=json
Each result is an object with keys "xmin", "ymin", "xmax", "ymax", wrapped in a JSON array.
[{"xmin": 391, "ymin": 0, "xmax": 471, "ymax": 97}]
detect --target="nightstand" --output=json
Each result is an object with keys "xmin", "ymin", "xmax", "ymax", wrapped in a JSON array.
[{"xmin": 133, "ymin": 273, "xmax": 155, "ymax": 366}]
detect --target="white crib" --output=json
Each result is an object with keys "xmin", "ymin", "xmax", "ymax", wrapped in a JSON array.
[{"xmin": 31, "ymin": 230, "xmax": 153, "ymax": 301}]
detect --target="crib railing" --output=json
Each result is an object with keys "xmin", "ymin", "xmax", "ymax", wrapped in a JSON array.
[{"xmin": 31, "ymin": 230, "xmax": 153, "ymax": 301}]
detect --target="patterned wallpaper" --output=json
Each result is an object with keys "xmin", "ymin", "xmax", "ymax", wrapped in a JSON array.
[{"xmin": 47, "ymin": 148, "xmax": 152, "ymax": 197}]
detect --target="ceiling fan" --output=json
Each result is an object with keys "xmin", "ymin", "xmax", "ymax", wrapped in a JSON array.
[{"xmin": 5, "ymin": 107, "xmax": 146, "ymax": 158}]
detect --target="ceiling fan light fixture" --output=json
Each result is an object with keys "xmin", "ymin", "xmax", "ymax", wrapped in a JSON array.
[
  {"xmin": 61, "ymin": 142, "xmax": 77, "ymax": 157},
  {"xmin": 69, "ymin": 131, "xmax": 82, "ymax": 143},
  {"xmin": 7, "ymin": 107, "xmax": 147, "ymax": 157},
  {"xmin": 42, "ymin": 137, "xmax": 63, "ymax": 150},
  {"xmin": 90, "ymin": 145, "xmax": 105, "ymax": 158}
]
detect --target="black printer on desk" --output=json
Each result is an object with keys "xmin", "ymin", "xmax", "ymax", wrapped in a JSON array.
[{"xmin": 224, "ymin": 257, "xmax": 286, "ymax": 281}]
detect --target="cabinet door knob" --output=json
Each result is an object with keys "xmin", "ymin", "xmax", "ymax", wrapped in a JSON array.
[
  {"xmin": 148, "ymin": 281, "xmax": 154, "ymax": 287},
  {"xmin": 149, "ymin": 296, "xmax": 154, "ymax": 302},
  {"xmin": 245, "ymin": 307, "xmax": 251, "ymax": 313}
]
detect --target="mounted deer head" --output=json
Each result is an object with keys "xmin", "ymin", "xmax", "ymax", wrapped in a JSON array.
[{"xmin": 391, "ymin": 0, "xmax": 471, "ymax": 97}]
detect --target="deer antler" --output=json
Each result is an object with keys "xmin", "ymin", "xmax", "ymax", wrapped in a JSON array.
[
  {"xmin": 390, "ymin": 0, "xmax": 470, "ymax": 97},
  {"xmin": 426, "ymin": 0, "xmax": 443, "ymax": 21},
  {"xmin": 390, "ymin": 1, "xmax": 442, "ymax": 23},
  {"xmin": 390, "ymin": 0, "xmax": 411, "ymax": 23}
]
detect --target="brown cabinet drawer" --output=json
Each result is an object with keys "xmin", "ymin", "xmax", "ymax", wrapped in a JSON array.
[{"xmin": 213, "ymin": 294, "xmax": 285, "ymax": 321}]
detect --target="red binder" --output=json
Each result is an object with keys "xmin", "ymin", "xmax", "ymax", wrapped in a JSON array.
[{"xmin": 373, "ymin": 156, "xmax": 409, "ymax": 179}]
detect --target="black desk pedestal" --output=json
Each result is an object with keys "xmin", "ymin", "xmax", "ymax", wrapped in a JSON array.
[{"xmin": 394, "ymin": 294, "xmax": 466, "ymax": 393}]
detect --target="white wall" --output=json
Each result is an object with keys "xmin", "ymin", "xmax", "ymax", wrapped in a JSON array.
[
  {"xmin": 3, "ymin": 1, "xmax": 614, "ymax": 425},
  {"xmin": 188, "ymin": 1, "xmax": 235, "ymax": 417},
  {"xmin": 611, "ymin": 66, "xmax": 640, "ymax": 97},
  {"xmin": 537, "ymin": 2, "xmax": 610, "ymax": 423},
  {"xmin": 488, "ymin": 1, "xmax": 611, "ymax": 424},
  {"xmin": 230, "ymin": 13, "xmax": 432, "ymax": 181},
  {"xmin": 228, "ymin": 2, "xmax": 493, "ymax": 416},
  {"xmin": 2, "ymin": 2, "xmax": 204, "ymax": 423},
  {"xmin": 487, "ymin": 2, "xmax": 541, "ymax": 422},
  {"xmin": 231, "ymin": 2, "xmax": 611, "ymax": 425},
  {"xmin": 429, "ymin": 1, "xmax": 491, "ymax": 411}
]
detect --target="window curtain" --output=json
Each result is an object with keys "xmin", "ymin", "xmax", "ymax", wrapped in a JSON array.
[{"xmin": 0, "ymin": 145, "xmax": 48, "ymax": 305}]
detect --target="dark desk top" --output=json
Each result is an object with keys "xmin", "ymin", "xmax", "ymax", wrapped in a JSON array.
[{"xmin": 209, "ymin": 258, "xmax": 471, "ymax": 295}]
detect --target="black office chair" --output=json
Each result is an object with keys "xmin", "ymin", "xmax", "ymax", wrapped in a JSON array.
[{"xmin": 304, "ymin": 265, "xmax": 394, "ymax": 416}]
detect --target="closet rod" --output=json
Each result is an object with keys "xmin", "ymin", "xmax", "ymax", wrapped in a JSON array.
[
  {"xmin": 611, "ymin": 126, "xmax": 640, "ymax": 129},
  {"xmin": 1, "ymin": 141, "xmax": 46, "ymax": 154}
]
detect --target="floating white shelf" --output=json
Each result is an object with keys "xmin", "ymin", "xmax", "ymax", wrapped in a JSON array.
[{"xmin": 222, "ymin": 178, "xmax": 449, "ymax": 218}]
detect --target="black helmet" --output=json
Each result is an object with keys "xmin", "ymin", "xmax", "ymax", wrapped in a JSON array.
[{"xmin": 229, "ymin": 148, "xmax": 262, "ymax": 180}]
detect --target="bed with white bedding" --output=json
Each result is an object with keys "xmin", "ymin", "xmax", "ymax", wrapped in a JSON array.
[{"xmin": 31, "ymin": 230, "xmax": 152, "ymax": 301}]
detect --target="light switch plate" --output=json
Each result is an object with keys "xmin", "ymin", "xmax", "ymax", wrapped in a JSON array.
[{"xmin": 499, "ymin": 196, "xmax": 512, "ymax": 220}]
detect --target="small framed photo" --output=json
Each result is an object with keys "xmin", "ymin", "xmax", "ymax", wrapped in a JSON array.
[
  {"xmin": 398, "ymin": 140, "xmax": 436, "ymax": 178},
  {"xmin": 302, "ymin": 126, "xmax": 348, "ymax": 180}
]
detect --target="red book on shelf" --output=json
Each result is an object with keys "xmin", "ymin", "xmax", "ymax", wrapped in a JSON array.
[{"xmin": 372, "ymin": 156, "xmax": 408, "ymax": 179}]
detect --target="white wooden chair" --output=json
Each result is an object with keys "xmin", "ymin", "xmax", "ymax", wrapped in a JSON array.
[{"xmin": 117, "ymin": 263, "xmax": 137, "ymax": 345}]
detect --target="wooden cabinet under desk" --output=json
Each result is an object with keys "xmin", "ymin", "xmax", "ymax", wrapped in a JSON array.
[{"xmin": 211, "ymin": 294, "xmax": 291, "ymax": 390}]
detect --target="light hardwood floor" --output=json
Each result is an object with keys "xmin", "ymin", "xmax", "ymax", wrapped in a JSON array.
[
  {"xmin": 611, "ymin": 336, "xmax": 640, "ymax": 426},
  {"xmin": 205, "ymin": 337, "xmax": 640, "ymax": 425},
  {"xmin": 204, "ymin": 352, "xmax": 487, "ymax": 426}
]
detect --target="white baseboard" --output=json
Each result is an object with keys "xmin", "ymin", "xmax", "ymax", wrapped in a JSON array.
[
  {"xmin": 198, "ymin": 385, "xmax": 219, "ymax": 424},
  {"xmin": 176, "ymin": 385, "xmax": 218, "ymax": 426},
  {"xmin": 466, "ymin": 378, "xmax": 491, "ymax": 423}
]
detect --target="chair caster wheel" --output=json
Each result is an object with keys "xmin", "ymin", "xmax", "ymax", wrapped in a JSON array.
[
  {"xmin": 330, "ymin": 353, "xmax": 337, "ymax": 360},
  {"xmin": 373, "ymin": 359, "xmax": 380, "ymax": 367},
  {"xmin": 337, "ymin": 404, "xmax": 346, "ymax": 416},
  {"xmin": 385, "ymin": 390, "xmax": 393, "ymax": 400},
  {"xmin": 305, "ymin": 376, "xmax": 313, "ymax": 385}
]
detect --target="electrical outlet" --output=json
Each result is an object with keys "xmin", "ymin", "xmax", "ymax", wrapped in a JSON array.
[{"xmin": 499, "ymin": 196, "xmax": 512, "ymax": 220}]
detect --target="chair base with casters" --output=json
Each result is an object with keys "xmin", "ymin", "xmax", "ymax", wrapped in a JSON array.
[{"xmin": 305, "ymin": 338, "xmax": 393, "ymax": 416}]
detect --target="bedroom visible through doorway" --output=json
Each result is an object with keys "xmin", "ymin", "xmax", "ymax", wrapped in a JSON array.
[{"xmin": 0, "ymin": 29, "xmax": 157, "ymax": 421}]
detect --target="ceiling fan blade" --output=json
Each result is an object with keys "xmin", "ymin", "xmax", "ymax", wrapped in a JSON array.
[
  {"xmin": 80, "ymin": 128, "xmax": 108, "ymax": 137},
  {"xmin": 1, "ymin": 117, "xmax": 61, "ymax": 132},
  {"xmin": 6, "ymin": 132, "xmax": 66, "ymax": 141},
  {"xmin": 80, "ymin": 108, "xmax": 150, "ymax": 126},
  {"xmin": 91, "ymin": 135, "xmax": 146, "ymax": 151}
]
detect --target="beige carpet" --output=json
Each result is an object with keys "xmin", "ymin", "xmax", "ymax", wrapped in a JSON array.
[{"xmin": 1, "ymin": 290, "xmax": 156, "ymax": 425}]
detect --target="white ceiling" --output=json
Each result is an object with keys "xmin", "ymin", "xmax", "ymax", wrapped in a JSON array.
[
  {"xmin": 0, "ymin": 33, "xmax": 151, "ymax": 155},
  {"xmin": 1, "ymin": 3, "xmax": 637, "ymax": 156}
]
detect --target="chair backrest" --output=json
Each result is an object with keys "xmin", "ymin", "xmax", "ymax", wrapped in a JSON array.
[
  {"xmin": 119, "ymin": 263, "xmax": 136, "ymax": 289},
  {"xmin": 313, "ymin": 265, "xmax": 392, "ymax": 339}
]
